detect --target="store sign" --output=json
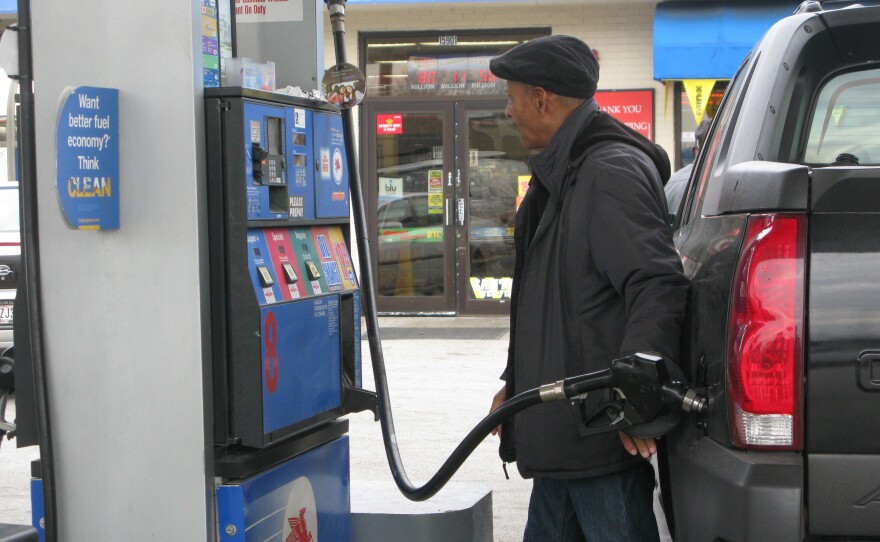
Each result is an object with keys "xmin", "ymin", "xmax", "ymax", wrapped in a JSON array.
[
  {"xmin": 595, "ymin": 89, "xmax": 655, "ymax": 141},
  {"xmin": 470, "ymin": 277, "xmax": 513, "ymax": 300},
  {"xmin": 55, "ymin": 86, "xmax": 120, "ymax": 230},
  {"xmin": 683, "ymin": 79, "xmax": 717, "ymax": 126},
  {"xmin": 376, "ymin": 114, "xmax": 403, "ymax": 135},
  {"xmin": 234, "ymin": 0, "xmax": 304, "ymax": 23},
  {"xmin": 406, "ymin": 54, "xmax": 502, "ymax": 96}
]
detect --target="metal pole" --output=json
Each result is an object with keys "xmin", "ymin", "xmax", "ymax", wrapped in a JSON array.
[{"xmin": 16, "ymin": 0, "xmax": 57, "ymax": 538}]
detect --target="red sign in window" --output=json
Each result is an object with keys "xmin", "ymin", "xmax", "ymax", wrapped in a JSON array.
[
  {"xmin": 595, "ymin": 89, "xmax": 655, "ymax": 141},
  {"xmin": 376, "ymin": 114, "xmax": 403, "ymax": 135}
]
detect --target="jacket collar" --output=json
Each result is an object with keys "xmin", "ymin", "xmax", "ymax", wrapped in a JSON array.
[{"xmin": 528, "ymin": 99, "xmax": 599, "ymax": 196}]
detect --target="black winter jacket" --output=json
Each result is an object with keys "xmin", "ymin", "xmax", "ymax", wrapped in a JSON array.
[{"xmin": 503, "ymin": 99, "xmax": 688, "ymax": 479}]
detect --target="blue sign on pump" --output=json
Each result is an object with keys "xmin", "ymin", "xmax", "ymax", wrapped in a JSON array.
[{"xmin": 55, "ymin": 86, "xmax": 120, "ymax": 230}]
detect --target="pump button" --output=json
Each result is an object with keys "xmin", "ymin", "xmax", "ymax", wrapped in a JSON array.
[
  {"xmin": 305, "ymin": 260, "xmax": 322, "ymax": 281},
  {"xmin": 257, "ymin": 265, "xmax": 275, "ymax": 287},
  {"xmin": 282, "ymin": 262, "xmax": 298, "ymax": 283}
]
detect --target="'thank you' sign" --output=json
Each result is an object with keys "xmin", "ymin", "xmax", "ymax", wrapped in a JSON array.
[{"xmin": 56, "ymin": 86, "xmax": 119, "ymax": 230}]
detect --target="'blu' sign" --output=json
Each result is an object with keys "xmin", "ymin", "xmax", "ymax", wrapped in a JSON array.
[{"xmin": 56, "ymin": 86, "xmax": 120, "ymax": 230}]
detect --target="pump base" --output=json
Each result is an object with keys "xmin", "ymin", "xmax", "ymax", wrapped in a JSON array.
[{"xmin": 351, "ymin": 481, "xmax": 493, "ymax": 542}]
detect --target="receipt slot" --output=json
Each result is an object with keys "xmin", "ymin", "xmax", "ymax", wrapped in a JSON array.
[{"xmin": 205, "ymin": 88, "xmax": 365, "ymax": 541}]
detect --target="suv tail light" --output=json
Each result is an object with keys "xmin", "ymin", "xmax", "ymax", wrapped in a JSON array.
[{"xmin": 728, "ymin": 214, "xmax": 806, "ymax": 450}]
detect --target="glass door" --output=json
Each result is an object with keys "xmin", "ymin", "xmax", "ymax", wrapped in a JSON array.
[
  {"xmin": 364, "ymin": 100, "xmax": 529, "ymax": 314},
  {"xmin": 455, "ymin": 101, "xmax": 529, "ymax": 314},
  {"xmin": 365, "ymin": 101, "xmax": 456, "ymax": 313}
]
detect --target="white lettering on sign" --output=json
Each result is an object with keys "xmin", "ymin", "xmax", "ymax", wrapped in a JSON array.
[
  {"xmin": 235, "ymin": 0, "xmax": 304, "ymax": 23},
  {"xmin": 78, "ymin": 156, "xmax": 100, "ymax": 170},
  {"xmin": 600, "ymin": 105, "xmax": 643, "ymax": 115},
  {"xmin": 272, "ymin": 232, "xmax": 285, "ymax": 241},
  {"xmin": 66, "ymin": 134, "xmax": 110, "ymax": 152},
  {"xmin": 78, "ymin": 93, "xmax": 100, "ymax": 109}
]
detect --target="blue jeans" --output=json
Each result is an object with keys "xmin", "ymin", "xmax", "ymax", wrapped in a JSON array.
[{"xmin": 523, "ymin": 461, "xmax": 661, "ymax": 542}]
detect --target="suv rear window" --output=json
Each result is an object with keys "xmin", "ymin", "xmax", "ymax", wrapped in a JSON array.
[{"xmin": 804, "ymin": 68, "xmax": 880, "ymax": 166}]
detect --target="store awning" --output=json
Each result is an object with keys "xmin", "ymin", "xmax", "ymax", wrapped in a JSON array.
[
  {"xmin": 653, "ymin": 1, "xmax": 797, "ymax": 81},
  {"xmin": 0, "ymin": 0, "xmax": 14, "ymax": 15}
]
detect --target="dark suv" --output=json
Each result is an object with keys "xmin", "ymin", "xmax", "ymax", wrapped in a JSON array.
[{"xmin": 664, "ymin": 3, "xmax": 880, "ymax": 540}]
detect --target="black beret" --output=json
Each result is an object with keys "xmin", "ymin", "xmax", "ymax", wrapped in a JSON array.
[{"xmin": 490, "ymin": 35, "xmax": 599, "ymax": 99}]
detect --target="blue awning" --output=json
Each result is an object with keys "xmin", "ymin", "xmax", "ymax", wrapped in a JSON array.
[
  {"xmin": 653, "ymin": 1, "xmax": 797, "ymax": 81},
  {"xmin": 0, "ymin": 0, "xmax": 14, "ymax": 15}
]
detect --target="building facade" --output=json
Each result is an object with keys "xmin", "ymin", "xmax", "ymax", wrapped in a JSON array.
[{"xmin": 322, "ymin": 0, "xmax": 797, "ymax": 315}]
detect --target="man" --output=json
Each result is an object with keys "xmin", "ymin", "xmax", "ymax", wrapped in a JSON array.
[
  {"xmin": 487, "ymin": 35, "xmax": 689, "ymax": 541},
  {"xmin": 664, "ymin": 117, "xmax": 711, "ymax": 220}
]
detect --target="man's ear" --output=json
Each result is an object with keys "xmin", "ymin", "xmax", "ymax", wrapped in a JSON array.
[{"xmin": 533, "ymin": 87, "xmax": 549, "ymax": 114}]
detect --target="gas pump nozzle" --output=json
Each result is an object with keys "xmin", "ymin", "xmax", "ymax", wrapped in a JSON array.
[{"xmin": 564, "ymin": 353, "xmax": 708, "ymax": 439}]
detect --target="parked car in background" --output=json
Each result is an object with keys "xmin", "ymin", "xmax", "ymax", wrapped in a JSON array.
[{"xmin": 662, "ymin": 3, "xmax": 880, "ymax": 540}]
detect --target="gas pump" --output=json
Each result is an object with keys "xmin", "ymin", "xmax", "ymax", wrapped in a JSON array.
[{"xmin": 203, "ymin": 87, "xmax": 367, "ymax": 540}]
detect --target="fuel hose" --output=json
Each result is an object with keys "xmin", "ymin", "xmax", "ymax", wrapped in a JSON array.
[
  {"xmin": 16, "ymin": 0, "xmax": 58, "ymax": 538},
  {"xmin": 324, "ymin": 0, "xmax": 706, "ymax": 502}
]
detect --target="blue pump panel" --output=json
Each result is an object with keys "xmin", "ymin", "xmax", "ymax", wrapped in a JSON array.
[
  {"xmin": 243, "ymin": 102, "xmax": 290, "ymax": 220},
  {"xmin": 217, "ymin": 436, "xmax": 351, "ymax": 542},
  {"xmin": 261, "ymin": 296, "xmax": 342, "ymax": 435},
  {"xmin": 288, "ymin": 107, "xmax": 316, "ymax": 220},
  {"xmin": 31, "ymin": 480, "xmax": 44, "ymax": 542},
  {"xmin": 313, "ymin": 113, "xmax": 350, "ymax": 218}
]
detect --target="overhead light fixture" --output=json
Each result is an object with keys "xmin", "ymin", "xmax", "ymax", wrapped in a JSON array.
[
  {"xmin": 415, "ymin": 40, "xmax": 521, "ymax": 46},
  {"xmin": 455, "ymin": 41, "xmax": 520, "ymax": 46},
  {"xmin": 367, "ymin": 42, "xmax": 417, "ymax": 48}
]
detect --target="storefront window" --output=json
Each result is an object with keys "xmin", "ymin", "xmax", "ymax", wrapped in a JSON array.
[
  {"xmin": 677, "ymin": 81, "xmax": 727, "ymax": 169},
  {"xmin": 363, "ymin": 30, "xmax": 548, "ymax": 98}
]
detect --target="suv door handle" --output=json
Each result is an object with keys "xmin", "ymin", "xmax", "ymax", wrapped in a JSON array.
[{"xmin": 857, "ymin": 351, "xmax": 880, "ymax": 391}]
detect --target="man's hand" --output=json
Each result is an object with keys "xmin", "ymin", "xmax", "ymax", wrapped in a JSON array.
[
  {"xmin": 490, "ymin": 385, "xmax": 507, "ymax": 436},
  {"xmin": 619, "ymin": 432, "xmax": 657, "ymax": 458}
]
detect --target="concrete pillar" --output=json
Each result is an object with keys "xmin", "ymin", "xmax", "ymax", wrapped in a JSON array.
[{"xmin": 30, "ymin": 2, "xmax": 212, "ymax": 539}]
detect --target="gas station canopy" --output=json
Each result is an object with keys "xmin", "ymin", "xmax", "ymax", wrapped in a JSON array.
[{"xmin": 653, "ymin": 1, "xmax": 797, "ymax": 81}]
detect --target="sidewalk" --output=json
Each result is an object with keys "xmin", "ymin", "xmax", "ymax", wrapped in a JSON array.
[{"xmin": 0, "ymin": 316, "xmax": 672, "ymax": 541}]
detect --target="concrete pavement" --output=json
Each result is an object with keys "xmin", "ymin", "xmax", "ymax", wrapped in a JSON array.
[{"xmin": 0, "ymin": 315, "xmax": 672, "ymax": 541}]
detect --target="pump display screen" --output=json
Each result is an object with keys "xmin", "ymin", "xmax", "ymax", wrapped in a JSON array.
[{"xmin": 267, "ymin": 117, "xmax": 282, "ymax": 155}]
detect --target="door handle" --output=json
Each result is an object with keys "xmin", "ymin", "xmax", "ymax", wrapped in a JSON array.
[
  {"xmin": 858, "ymin": 351, "xmax": 880, "ymax": 391},
  {"xmin": 445, "ymin": 198, "xmax": 450, "ymax": 227}
]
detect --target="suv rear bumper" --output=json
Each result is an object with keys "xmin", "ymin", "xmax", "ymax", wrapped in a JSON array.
[{"xmin": 667, "ymin": 426, "xmax": 804, "ymax": 542}]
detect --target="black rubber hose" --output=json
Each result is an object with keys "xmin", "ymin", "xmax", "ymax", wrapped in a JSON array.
[
  {"xmin": 407, "ymin": 368, "xmax": 620, "ymax": 500},
  {"xmin": 325, "ymin": 0, "xmax": 422, "ymax": 500},
  {"xmin": 16, "ymin": 0, "xmax": 57, "ymax": 538}
]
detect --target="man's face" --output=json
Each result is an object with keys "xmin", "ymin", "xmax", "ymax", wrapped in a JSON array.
[{"xmin": 504, "ymin": 81, "xmax": 545, "ymax": 151}]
